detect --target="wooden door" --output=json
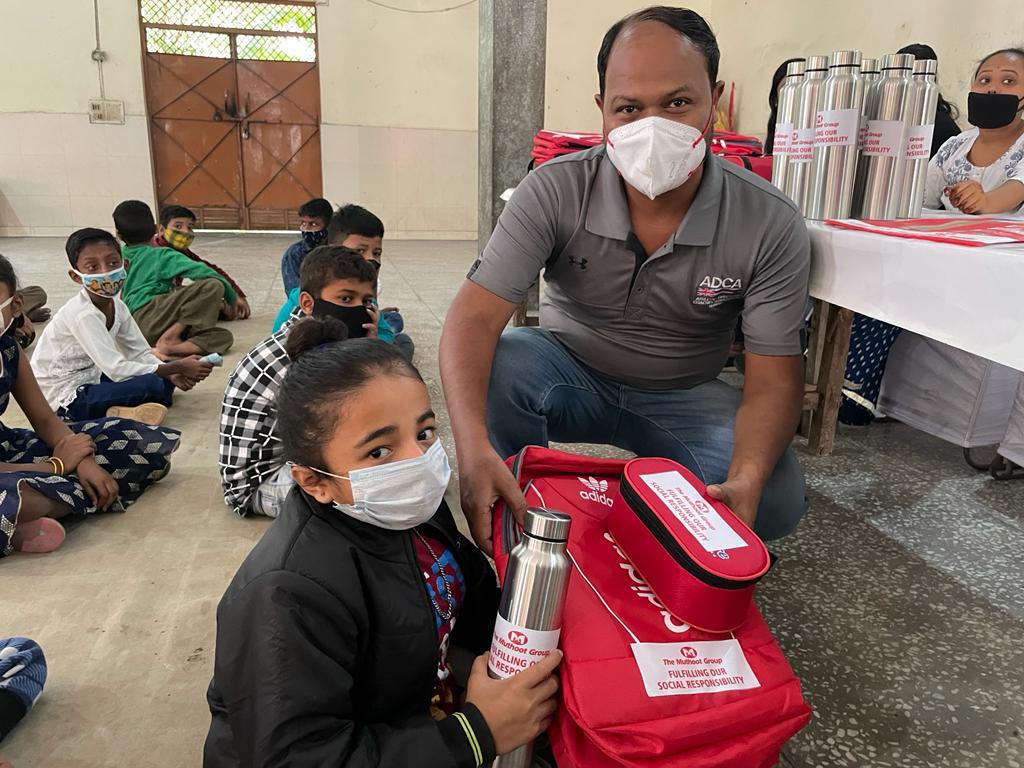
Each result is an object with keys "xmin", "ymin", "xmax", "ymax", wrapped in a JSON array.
[{"xmin": 140, "ymin": 1, "xmax": 321, "ymax": 229}]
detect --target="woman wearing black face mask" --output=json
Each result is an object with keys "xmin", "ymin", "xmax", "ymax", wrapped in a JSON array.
[{"xmin": 924, "ymin": 48, "xmax": 1024, "ymax": 214}]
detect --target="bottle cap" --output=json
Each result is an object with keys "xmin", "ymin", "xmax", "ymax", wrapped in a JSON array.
[
  {"xmin": 805, "ymin": 55, "xmax": 829, "ymax": 73},
  {"xmin": 861, "ymin": 57, "xmax": 879, "ymax": 74},
  {"xmin": 881, "ymin": 53, "xmax": 915, "ymax": 71},
  {"xmin": 786, "ymin": 60, "xmax": 806, "ymax": 77},
  {"xmin": 912, "ymin": 59, "xmax": 938, "ymax": 76},
  {"xmin": 524, "ymin": 507, "xmax": 572, "ymax": 542},
  {"xmin": 829, "ymin": 50, "xmax": 862, "ymax": 68}
]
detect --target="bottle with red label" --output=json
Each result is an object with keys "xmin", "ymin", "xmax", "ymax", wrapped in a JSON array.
[{"xmin": 489, "ymin": 507, "xmax": 572, "ymax": 768}]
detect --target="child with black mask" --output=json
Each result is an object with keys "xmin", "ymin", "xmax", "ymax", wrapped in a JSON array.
[{"xmin": 219, "ymin": 247, "xmax": 379, "ymax": 519}]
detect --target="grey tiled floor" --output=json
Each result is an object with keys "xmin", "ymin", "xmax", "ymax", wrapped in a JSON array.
[{"xmin": 1, "ymin": 234, "xmax": 1022, "ymax": 767}]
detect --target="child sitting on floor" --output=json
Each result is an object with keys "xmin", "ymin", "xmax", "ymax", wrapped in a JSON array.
[
  {"xmin": 0, "ymin": 255, "xmax": 179, "ymax": 557},
  {"xmin": 273, "ymin": 204, "xmax": 414, "ymax": 359},
  {"xmin": 153, "ymin": 205, "xmax": 251, "ymax": 321},
  {"xmin": 114, "ymin": 200, "xmax": 236, "ymax": 358},
  {"xmin": 205, "ymin": 330, "xmax": 560, "ymax": 767},
  {"xmin": 31, "ymin": 228, "xmax": 214, "ymax": 426},
  {"xmin": 280, "ymin": 197, "xmax": 333, "ymax": 296},
  {"xmin": 220, "ymin": 247, "xmax": 380, "ymax": 519}
]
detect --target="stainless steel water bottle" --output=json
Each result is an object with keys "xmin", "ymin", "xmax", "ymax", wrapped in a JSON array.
[
  {"xmin": 897, "ymin": 58, "xmax": 940, "ymax": 218},
  {"xmin": 489, "ymin": 508, "xmax": 572, "ymax": 768},
  {"xmin": 807, "ymin": 50, "xmax": 865, "ymax": 220},
  {"xmin": 771, "ymin": 59, "xmax": 806, "ymax": 192},
  {"xmin": 861, "ymin": 58, "xmax": 881, "ymax": 86},
  {"xmin": 785, "ymin": 55, "xmax": 829, "ymax": 214},
  {"xmin": 853, "ymin": 53, "xmax": 916, "ymax": 219}
]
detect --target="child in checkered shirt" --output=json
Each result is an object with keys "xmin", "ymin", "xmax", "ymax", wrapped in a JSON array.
[{"xmin": 219, "ymin": 247, "xmax": 380, "ymax": 518}]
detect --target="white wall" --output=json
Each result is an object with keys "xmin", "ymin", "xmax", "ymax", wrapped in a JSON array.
[
  {"xmin": 0, "ymin": 0, "xmax": 478, "ymax": 239},
  {"xmin": 0, "ymin": 0, "xmax": 153, "ymax": 237},
  {"xmin": 544, "ymin": 0, "xmax": 1024, "ymax": 139}
]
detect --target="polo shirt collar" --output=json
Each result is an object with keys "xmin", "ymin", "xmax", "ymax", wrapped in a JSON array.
[{"xmin": 585, "ymin": 148, "xmax": 724, "ymax": 247}]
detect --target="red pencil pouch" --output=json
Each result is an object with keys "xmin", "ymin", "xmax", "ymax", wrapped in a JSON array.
[{"xmin": 608, "ymin": 457, "xmax": 772, "ymax": 632}]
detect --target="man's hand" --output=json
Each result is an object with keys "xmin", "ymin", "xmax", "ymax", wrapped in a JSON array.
[
  {"xmin": 76, "ymin": 457, "xmax": 119, "ymax": 511},
  {"xmin": 233, "ymin": 296, "xmax": 251, "ymax": 320},
  {"xmin": 458, "ymin": 446, "xmax": 527, "ymax": 556},
  {"xmin": 706, "ymin": 474, "xmax": 762, "ymax": 530},
  {"xmin": 220, "ymin": 301, "xmax": 237, "ymax": 321}
]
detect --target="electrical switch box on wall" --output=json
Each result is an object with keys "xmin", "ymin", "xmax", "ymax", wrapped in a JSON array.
[{"xmin": 88, "ymin": 98, "xmax": 125, "ymax": 125}]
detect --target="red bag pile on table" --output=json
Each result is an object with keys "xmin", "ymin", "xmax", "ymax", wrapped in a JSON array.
[
  {"xmin": 493, "ymin": 446, "xmax": 811, "ymax": 768},
  {"xmin": 530, "ymin": 129, "xmax": 773, "ymax": 181}
]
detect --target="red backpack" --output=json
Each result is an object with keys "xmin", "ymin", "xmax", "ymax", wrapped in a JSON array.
[{"xmin": 493, "ymin": 446, "xmax": 811, "ymax": 768}]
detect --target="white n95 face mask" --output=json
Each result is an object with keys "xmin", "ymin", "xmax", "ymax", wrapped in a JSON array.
[
  {"xmin": 606, "ymin": 115, "xmax": 711, "ymax": 200},
  {"xmin": 314, "ymin": 440, "xmax": 452, "ymax": 530}
]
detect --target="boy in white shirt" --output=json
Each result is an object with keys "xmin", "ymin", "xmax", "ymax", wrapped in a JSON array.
[{"xmin": 31, "ymin": 228, "xmax": 214, "ymax": 426}]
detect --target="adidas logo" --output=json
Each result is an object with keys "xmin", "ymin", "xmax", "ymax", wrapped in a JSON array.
[{"xmin": 578, "ymin": 476, "xmax": 613, "ymax": 507}]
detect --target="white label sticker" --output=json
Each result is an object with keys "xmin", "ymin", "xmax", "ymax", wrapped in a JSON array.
[
  {"xmin": 904, "ymin": 123, "xmax": 935, "ymax": 160},
  {"xmin": 488, "ymin": 614, "xmax": 560, "ymax": 679},
  {"xmin": 861, "ymin": 119, "xmax": 906, "ymax": 157},
  {"xmin": 789, "ymin": 127, "xmax": 815, "ymax": 163},
  {"xmin": 639, "ymin": 471, "xmax": 748, "ymax": 552},
  {"xmin": 773, "ymin": 122, "xmax": 793, "ymax": 155},
  {"xmin": 813, "ymin": 108, "xmax": 860, "ymax": 147},
  {"xmin": 631, "ymin": 639, "xmax": 760, "ymax": 697}
]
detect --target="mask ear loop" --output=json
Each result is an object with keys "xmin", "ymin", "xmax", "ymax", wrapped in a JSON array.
[{"xmin": 692, "ymin": 105, "xmax": 716, "ymax": 149}]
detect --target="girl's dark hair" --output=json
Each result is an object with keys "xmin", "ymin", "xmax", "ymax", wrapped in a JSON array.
[
  {"xmin": 598, "ymin": 6, "xmax": 719, "ymax": 95},
  {"xmin": 766, "ymin": 57, "xmax": 804, "ymax": 154},
  {"xmin": 278, "ymin": 322, "xmax": 423, "ymax": 468},
  {"xmin": 975, "ymin": 47, "xmax": 1024, "ymax": 78},
  {"xmin": 898, "ymin": 43, "xmax": 960, "ymax": 121},
  {"xmin": 0, "ymin": 255, "xmax": 17, "ymax": 296}
]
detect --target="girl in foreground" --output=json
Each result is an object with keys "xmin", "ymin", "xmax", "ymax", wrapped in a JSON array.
[{"xmin": 204, "ymin": 320, "xmax": 560, "ymax": 767}]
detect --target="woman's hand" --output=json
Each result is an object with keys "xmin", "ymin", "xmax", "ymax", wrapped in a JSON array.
[
  {"xmin": 947, "ymin": 180, "xmax": 987, "ymax": 213},
  {"xmin": 76, "ymin": 458, "xmax": 119, "ymax": 511},
  {"xmin": 52, "ymin": 432, "xmax": 95, "ymax": 473},
  {"xmin": 466, "ymin": 650, "xmax": 562, "ymax": 755}
]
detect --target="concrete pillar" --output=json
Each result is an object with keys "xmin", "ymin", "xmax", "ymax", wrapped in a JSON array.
[{"xmin": 478, "ymin": 0, "xmax": 547, "ymax": 249}]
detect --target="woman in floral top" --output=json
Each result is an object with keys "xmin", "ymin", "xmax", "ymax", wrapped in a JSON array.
[{"xmin": 925, "ymin": 48, "xmax": 1024, "ymax": 214}]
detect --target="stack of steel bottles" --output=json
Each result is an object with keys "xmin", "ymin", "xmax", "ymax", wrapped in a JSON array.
[{"xmin": 770, "ymin": 49, "xmax": 940, "ymax": 221}]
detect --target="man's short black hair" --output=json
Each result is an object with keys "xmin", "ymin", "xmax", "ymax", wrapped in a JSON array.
[
  {"xmin": 328, "ymin": 204, "xmax": 385, "ymax": 245},
  {"xmin": 66, "ymin": 228, "xmax": 121, "ymax": 269},
  {"xmin": 597, "ymin": 6, "xmax": 720, "ymax": 96},
  {"xmin": 299, "ymin": 245, "xmax": 379, "ymax": 297},
  {"xmin": 298, "ymin": 198, "xmax": 334, "ymax": 223},
  {"xmin": 159, "ymin": 205, "xmax": 197, "ymax": 227},
  {"xmin": 112, "ymin": 200, "xmax": 157, "ymax": 245}
]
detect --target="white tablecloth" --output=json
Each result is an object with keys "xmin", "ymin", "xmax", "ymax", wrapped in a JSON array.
[{"xmin": 807, "ymin": 221, "xmax": 1024, "ymax": 373}]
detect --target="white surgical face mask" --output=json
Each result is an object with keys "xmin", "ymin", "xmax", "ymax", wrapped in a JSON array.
[
  {"xmin": 606, "ymin": 114, "xmax": 711, "ymax": 200},
  {"xmin": 313, "ymin": 441, "xmax": 452, "ymax": 530}
]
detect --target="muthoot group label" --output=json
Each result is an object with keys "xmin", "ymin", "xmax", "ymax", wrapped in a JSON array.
[{"xmin": 631, "ymin": 639, "xmax": 761, "ymax": 698}]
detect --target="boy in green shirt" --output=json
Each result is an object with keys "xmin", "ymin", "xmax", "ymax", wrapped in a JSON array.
[{"xmin": 113, "ymin": 200, "xmax": 235, "ymax": 358}]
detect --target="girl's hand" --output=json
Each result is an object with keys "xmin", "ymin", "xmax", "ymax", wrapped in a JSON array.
[
  {"xmin": 466, "ymin": 650, "xmax": 562, "ymax": 755},
  {"xmin": 76, "ymin": 458, "xmax": 119, "ymax": 511},
  {"xmin": 364, "ymin": 305, "xmax": 380, "ymax": 340},
  {"xmin": 52, "ymin": 433, "xmax": 95, "ymax": 473}
]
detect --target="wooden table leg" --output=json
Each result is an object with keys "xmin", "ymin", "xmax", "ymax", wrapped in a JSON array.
[
  {"xmin": 800, "ymin": 300, "xmax": 828, "ymax": 436},
  {"xmin": 808, "ymin": 302, "xmax": 854, "ymax": 455}
]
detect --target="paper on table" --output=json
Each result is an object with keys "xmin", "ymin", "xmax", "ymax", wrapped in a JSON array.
[{"xmin": 825, "ymin": 217, "xmax": 1024, "ymax": 247}]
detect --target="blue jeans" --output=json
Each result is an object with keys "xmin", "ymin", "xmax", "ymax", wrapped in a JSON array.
[
  {"xmin": 487, "ymin": 328, "xmax": 807, "ymax": 540},
  {"xmin": 63, "ymin": 374, "xmax": 175, "ymax": 422}
]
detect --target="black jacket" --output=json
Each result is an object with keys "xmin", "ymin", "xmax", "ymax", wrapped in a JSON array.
[{"xmin": 204, "ymin": 488, "xmax": 500, "ymax": 768}]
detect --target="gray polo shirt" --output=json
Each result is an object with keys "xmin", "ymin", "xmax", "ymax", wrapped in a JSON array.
[{"xmin": 469, "ymin": 145, "xmax": 810, "ymax": 390}]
